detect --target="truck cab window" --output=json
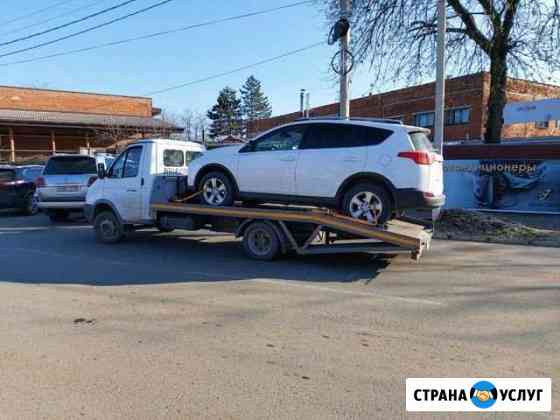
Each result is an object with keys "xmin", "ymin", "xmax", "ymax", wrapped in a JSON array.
[
  {"xmin": 123, "ymin": 147, "xmax": 142, "ymax": 178},
  {"xmin": 164, "ymin": 149, "xmax": 185, "ymax": 167},
  {"xmin": 108, "ymin": 153, "xmax": 126, "ymax": 179}
]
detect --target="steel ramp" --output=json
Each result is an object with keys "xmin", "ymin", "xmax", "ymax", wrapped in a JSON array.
[{"xmin": 151, "ymin": 203, "xmax": 431, "ymax": 252}]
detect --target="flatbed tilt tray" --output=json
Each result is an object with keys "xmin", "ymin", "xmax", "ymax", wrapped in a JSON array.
[{"xmin": 151, "ymin": 202, "xmax": 432, "ymax": 261}]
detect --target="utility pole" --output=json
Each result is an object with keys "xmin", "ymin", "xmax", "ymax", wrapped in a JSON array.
[
  {"xmin": 434, "ymin": 0, "xmax": 447, "ymax": 155},
  {"xmin": 339, "ymin": 0, "xmax": 351, "ymax": 119}
]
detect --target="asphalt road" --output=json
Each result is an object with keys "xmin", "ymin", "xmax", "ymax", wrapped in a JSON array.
[{"xmin": 0, "ymin": 212, "xmax": 558, "ymax": 420}]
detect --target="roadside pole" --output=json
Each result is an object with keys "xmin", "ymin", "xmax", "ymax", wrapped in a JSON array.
[
  {"xmin": 433, "ymin": 0, "xmax": 447, "ymax": 223},
  {"xmin": 434, "ymin": 0, "xmax": 447, "ymax": 155},
  {"xmin": 339, "ymin": 0, "xmax": 351, "ymax": 119}
]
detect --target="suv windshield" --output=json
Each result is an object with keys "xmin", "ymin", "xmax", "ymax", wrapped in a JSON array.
[
  {"xmin": 409, "ymin": 131, "xmax": 435, "ymax": 151},
  {"xmin": 44, "ymin": 156, "xmax": 97, "ymax": 175}
]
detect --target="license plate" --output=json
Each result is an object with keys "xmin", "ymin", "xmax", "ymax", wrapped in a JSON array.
[{"xmin": 56, "ymin": 186, "xmax": 79, "ymax": 192}]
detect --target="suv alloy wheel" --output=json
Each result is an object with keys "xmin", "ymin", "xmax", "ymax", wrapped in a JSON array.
[
  {"xmin": 200, "ymin": 172, "xmax": 234, "ymax": 207},
  {"xmin": 342, "ymin": 183, "xmax": 392, "ymax": 225}
]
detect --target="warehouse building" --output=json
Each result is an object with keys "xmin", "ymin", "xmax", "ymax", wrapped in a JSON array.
[
  {"xmin": 0, "ymin": 85, "xmax": 181, "ymax": 163},
  {"xmin": 248, "ymin": 72, "xmax": 560, "ymax": 142}
]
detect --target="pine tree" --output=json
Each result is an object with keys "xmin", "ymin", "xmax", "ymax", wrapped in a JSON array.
[
  {"xmin": 240, "ymin": 76, "xmax": 272, "ymax": 134},
  {"xmin": 207, "ymin": 87, "xmax": 243, "ymax": 139}
]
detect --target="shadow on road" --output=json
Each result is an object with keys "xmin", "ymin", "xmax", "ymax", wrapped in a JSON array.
[{"xmin": 0, "ymin": 224, "xmax": 395, "ymax": 287}]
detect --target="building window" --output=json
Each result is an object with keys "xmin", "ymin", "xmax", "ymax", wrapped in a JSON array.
[
  {"xmin": 536, "ymin": 120, "xmax": 550, "ymax": 129},
  {"xmin": 415, "ymin": 112, "xmax": 435, "ymax": 128},
  {"xmin": 445, "ymin": 107, "xmax": 470, "ymax": 125}
]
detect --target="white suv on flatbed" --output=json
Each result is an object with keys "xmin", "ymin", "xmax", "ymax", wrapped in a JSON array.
[{"xmin": 188, "ymin": 118, "xmax": 445, "ymax": 224}]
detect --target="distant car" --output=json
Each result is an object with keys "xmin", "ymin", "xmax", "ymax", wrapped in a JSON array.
[
  {"xmin": 95, "ymin": 153, "xmax": 116, "ymax": 171},
  {"xmin": 187, "ymin": 118, "xmax": 445, "ymax": 224},
  {"xmin": 36, "ymin": 155, "xmax": 99, "ymax": 221},
  {"xmin": 0, "ymin": 165, "xmax": 44, "ymax": 215}
]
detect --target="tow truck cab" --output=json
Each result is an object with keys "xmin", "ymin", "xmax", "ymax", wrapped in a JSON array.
[{"xmin": 85, "ymin": 139, "xmax": 205, "ymax": 225}]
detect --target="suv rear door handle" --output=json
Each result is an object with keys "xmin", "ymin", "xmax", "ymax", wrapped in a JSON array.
[
  {"xmin": 126, "ymin": 189, "xmax": 137, "ymax": 192},
  {"xmin": 343, "ymin": 156, "xmax": 360, "ymax": 162}
]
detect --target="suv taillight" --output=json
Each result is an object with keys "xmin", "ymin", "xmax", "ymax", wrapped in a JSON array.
[
  {"xmin": 398, "ymin": 151, "xmax": 435, "ymax": 165},
  {"xmin": 87, "ymin": 176, "xmax": 98, "ymax": 187},
  {"xmin": 35, "ymin": 176, "xmax": 45, "ymax": 187}
]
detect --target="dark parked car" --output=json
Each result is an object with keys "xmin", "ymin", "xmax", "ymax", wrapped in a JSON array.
[{"xmin": 0, "ymin": 165, "xmax": 44, "ymax": 215}]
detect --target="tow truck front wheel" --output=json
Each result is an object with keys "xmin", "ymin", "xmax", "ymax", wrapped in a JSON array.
[
  {"xmin": 94, "ymin": 211, "xmax": 124, "ymax": 244},
  {"xmin": 242, "ymin": 222, "xmax": 282, "ymax": 261}
]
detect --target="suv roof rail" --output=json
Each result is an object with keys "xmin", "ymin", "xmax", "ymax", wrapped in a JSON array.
[{"xmin": 295, "ymin": 116, "xmax": 403, "ymax": 125}]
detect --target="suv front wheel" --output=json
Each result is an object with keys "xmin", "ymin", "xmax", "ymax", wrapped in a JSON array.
[
  {"xmin": 199, "ymin": 171, "xmax": 234, "ymax": 207},
  {"xmin": 342, "ymin": 183, "xmax": 392, "ymax": 225}
]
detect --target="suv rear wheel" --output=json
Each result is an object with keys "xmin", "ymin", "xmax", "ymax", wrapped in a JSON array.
[
  {"xmin": 342, "ymin": 183, "xmax": 392, "ymax": 225},
  {"xmin": 199, "ymin": 171, "xmax": 234, "ymax": 207}
]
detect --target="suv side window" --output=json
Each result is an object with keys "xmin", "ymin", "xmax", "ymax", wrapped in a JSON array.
[
  {"xmin": 242, "ymin": 126, "xmax": 306, "ymax": 153},
  {"xmin": 363, "ymin": 126, "xmax": 393, "ymax": 146},
  {"xmin": 123, "ymin": 147, "xmax": 142, "ymax": 178},
  {"xmin": 185, "ymin": 151, "xmax": 203, "ymax": 164},
  {"xmin": 300, "ymin": 124, "xmax": 364, "ymax": 150},
  {"xmin": 0, "ymin": 169, "xmax": 15, "ymax": 182}
]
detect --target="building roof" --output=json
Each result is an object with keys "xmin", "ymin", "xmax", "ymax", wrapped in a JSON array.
[
  {"xmin": 0, "ymin": 108, "xmax": 181, "ymax": 131},
  {"xmin": 0, "ymin": 84, "xmax": 152, "ymax": 100}
]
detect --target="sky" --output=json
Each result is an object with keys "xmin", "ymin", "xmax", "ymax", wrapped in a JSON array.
[{"xmin": 0, "ymin": 0, "xmax": 390, "ymax": 118}]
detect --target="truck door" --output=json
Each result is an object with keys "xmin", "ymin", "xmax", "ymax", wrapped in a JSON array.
[{"xmin": 103, "ymin": 146, "xmax": 144, "ymax": 222}]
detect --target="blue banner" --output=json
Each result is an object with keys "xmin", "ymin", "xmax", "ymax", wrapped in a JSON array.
[{"xmin": 444, "ymin": 160, "xmax": 560, "ymax": 214}]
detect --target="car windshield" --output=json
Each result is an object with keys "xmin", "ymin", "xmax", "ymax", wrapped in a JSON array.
[
  {"xmin": 409, "ymin": 131, "xmax": 435, "ymax": 151},
  {"xmin": 20, "ymin": 167, "xmax": 43, "ymax": 181},
  {"xmin": 0, "ymin": 169, "xmax": 16, "ymax": 182},
  {"xmin": 44, "ymin": 156, "xmax": 97, "ymax": 175}
]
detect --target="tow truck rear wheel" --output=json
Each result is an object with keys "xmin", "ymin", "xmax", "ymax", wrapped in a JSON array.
[
  {"xmin": 242, "ymin": 222, "xmax": 281, "ymax": 261},
  {"xmin": 94, "ymin": 211, "xmax": 124, "ymax": 244}
]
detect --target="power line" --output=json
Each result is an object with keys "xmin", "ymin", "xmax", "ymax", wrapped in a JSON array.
[
  {"xmin": 0, "ymin": 0, "xmax": 175, "ymax": 60},
  {"xmin": 0, "ymin": 1, "xmax": 314, "ymax": 67},
  {"xmin": 0, "ymin": 0, "xmax": 142, "ymax": 48},
  {"xmin": 0, "ymin": 0, "xmax": 114, "ymax": 39},
  {"xmin": 0, "ymin": 0, "xmax": 80, "ymax": 27},
  {"xmin": 144, "ymin": 42, "xmax": 325, "ymax": 97},
  {"xmin": 34, "ymin": 41, "xmax": 323, "ymax": 116}
]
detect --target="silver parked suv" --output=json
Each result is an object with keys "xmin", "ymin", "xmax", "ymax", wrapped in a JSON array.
[{"xmin": 36, "ymin": 154, "xmax": 99, "ymax": 221}]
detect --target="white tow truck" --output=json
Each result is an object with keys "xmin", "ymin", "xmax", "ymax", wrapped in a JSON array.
[{"xmin": 86, "ymin": 138, "xmax": 433, "ymax": 261}]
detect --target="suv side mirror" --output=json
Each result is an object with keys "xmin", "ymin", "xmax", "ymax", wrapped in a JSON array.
[
  {"xmin": 240, "ymin": 140, "xmax": 255, "ymax": 153},
  {"xmin": 97, "ymin": 163, "xmax": 106, "ymax": 179}
]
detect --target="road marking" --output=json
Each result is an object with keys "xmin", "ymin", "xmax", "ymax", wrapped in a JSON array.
[{"xmin": 254, "ymin": 278, "xmax": 445, "ymax": 306}]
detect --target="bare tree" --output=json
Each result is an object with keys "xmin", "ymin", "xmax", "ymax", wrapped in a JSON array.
[
  {"xmin": 180, "ymin": 109, "xmax": 195, "ymax": 141},
  {"xmin": 193, "ymin": 112, "xmax": 208, "ymax": 144},
  {"xmin": 92, "ymin": 117, "xmax": 137, "ymax": 151},
  {"xmin": 327, "ymin": 0, "xmax": 560, "ymax": 143}
]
